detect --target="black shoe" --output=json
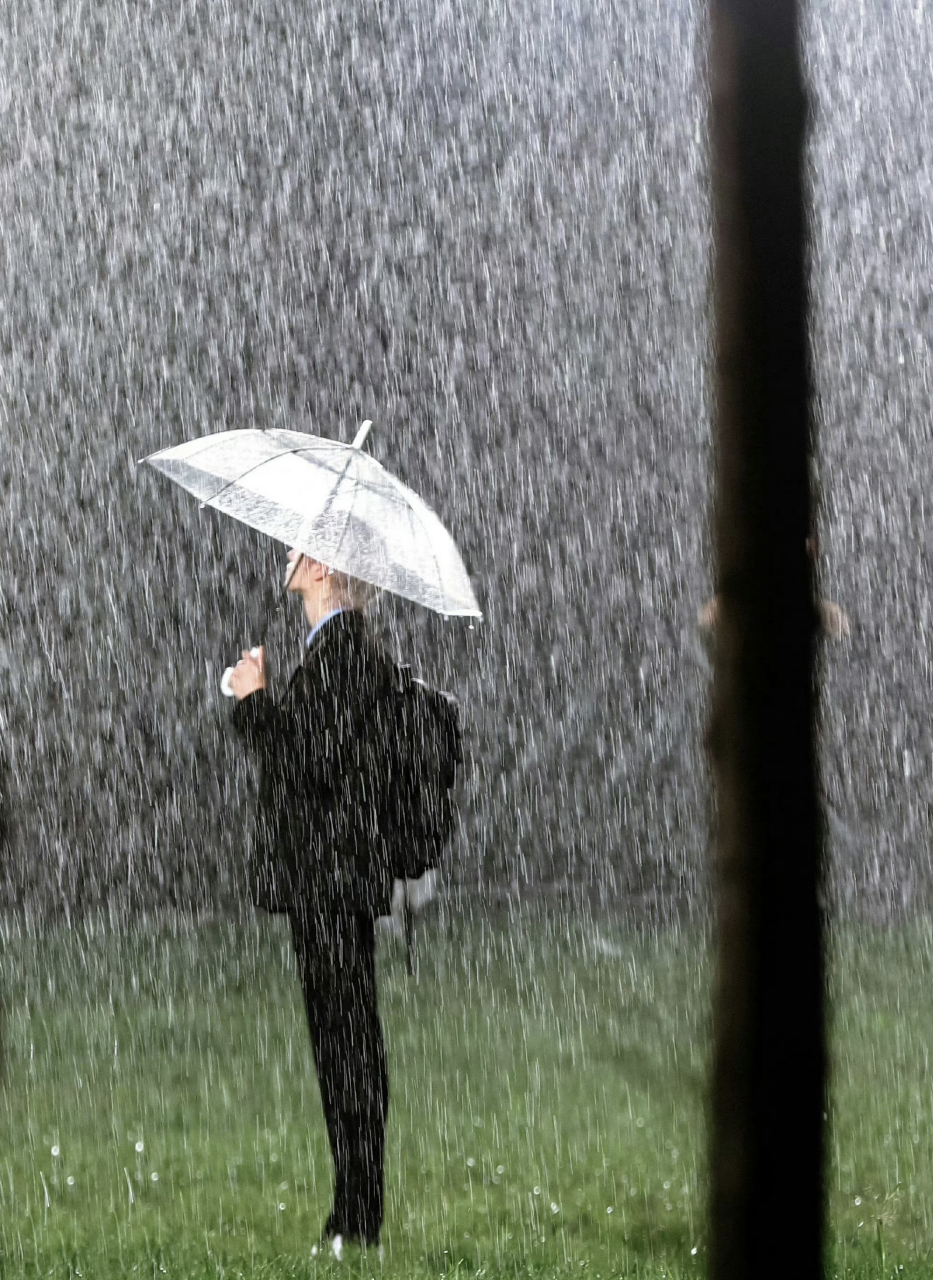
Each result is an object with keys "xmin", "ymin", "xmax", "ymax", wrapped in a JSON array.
[
  {"xmin": 323, "ymin": 1211, "xmax": 379, "ymax": 1246},
  {"xmin": 313, "ymin": 1231, "xmax": 379, "ymax": 1262},
  {"xmin": 323, "ymin": 1211, "xmax": 344, "ymax": 1240}
]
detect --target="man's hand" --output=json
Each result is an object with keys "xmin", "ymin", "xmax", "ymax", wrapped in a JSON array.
[{"xmin": 228, "ymin": 647, "xmax": 267, "ymax": 700}]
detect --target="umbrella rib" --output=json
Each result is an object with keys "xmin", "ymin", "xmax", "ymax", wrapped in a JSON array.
[
  {"xmin": 315, "ymin": 446, "xmax": 364, "ymax": 528},
  {"xmin": 404, "ymin": 495, "xmax": 448, "ymax": 611},
  {"xmin": 196, "ymin": 444, "xmax": 318, "ymax": 509},
  {"xmin": 195, "ymin": 441, "xmax": 390, "ymax": 508},
  {"xmin": 297, "ymin": 454, "xmax": 403, "ymax": 503},
  {"xmin": 314, "ymin": 447, "xmax": 368, "ymax": 569},
  {"xmin": 324, "ymin": 464, "xmax": 365, "ymax": 572}
]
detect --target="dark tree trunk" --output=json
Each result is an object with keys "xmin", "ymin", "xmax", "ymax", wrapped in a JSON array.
[{"xmin": 708, "ymin": 2, "xmax": 825, "ymax": 1278}]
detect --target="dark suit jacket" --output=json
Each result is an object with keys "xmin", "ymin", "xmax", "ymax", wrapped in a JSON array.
[{"xmin": 232, "ymin": 610, "xmax": 397, "ymax": 916}]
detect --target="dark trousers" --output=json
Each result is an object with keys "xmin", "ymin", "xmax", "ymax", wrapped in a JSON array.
[{"xmin": 289, "ymin": 906, "xmax": 388, "ymax": 1244}]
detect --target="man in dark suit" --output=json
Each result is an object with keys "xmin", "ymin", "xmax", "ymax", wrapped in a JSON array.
[{"xmin": 228, "ymin": 550, "xmax": 396, "ymax": 1254}]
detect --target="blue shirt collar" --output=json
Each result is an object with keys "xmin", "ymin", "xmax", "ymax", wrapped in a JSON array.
[{"xmin": 305, "ymin": 607, "xmax": 348, "ymax": 650}]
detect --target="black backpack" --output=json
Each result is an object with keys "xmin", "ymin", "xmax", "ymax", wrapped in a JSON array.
[{"xmin": 380, "ymin": 664, "xmax": 463, "ymax": 881}]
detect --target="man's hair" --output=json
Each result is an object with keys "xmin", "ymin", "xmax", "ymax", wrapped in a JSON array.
[{"xmin": 328, "ymin": 568, "xmax": 379, "ymax": 611}]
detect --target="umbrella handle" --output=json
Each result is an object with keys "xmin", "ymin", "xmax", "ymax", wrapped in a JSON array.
[
  {"xmin": 256, "ymin": 585, "xmax": 292, "ymax": 651},
  {"xmin": 252, "ymin": 552, "xmax": 306, "ymax": 650}
]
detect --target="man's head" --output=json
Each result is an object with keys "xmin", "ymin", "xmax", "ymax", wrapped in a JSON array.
[{"xmin": 285, "ymin": 549, "xmax": 376, "ymax": 623}]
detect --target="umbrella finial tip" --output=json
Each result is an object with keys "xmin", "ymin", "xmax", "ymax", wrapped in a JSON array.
[{"xmin": 352, "ymin": 421, "xmax": 373, "ymax": 449}]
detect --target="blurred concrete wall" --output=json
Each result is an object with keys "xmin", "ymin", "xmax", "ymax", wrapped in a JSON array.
[
  {"xmin": 0, "ymin": 0, "xmax": 711, "ymax": 919},
  {"xmin": 0, "ymin": 0, "xmax": 929, "ymax": 919}
]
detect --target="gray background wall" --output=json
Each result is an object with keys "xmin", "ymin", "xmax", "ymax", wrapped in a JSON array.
[{"xmin": 0, "ymin": 0, "xmax": 929, "ymax": 919}]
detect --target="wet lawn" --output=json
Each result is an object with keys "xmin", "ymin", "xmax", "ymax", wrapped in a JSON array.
[{"xmin": 1, "ymin": 909, "xmax": 932, "ymax": 1278}]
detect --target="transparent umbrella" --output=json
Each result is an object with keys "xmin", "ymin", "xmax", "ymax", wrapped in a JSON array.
[{"xmin": 141, "ymin": 422, "xmax": 481, "ymax": 618}]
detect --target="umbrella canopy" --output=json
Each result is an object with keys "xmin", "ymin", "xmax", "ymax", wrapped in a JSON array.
[{"xmin": 141, "ymin": 424, "xmax": 481, "ymax": 618}]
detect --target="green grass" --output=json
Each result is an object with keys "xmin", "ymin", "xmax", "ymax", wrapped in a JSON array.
[
  {"xmin": 1, "ymin": 909, "xmax": 933, "ymax": 1278},
  {"xmin": 827, "ymin": 921, "xmax": 933, "ymax": 1279}
]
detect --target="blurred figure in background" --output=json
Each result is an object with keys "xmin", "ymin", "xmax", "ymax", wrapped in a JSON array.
[{"xmin": 698, "ymin": 535, "xmax": 850, "ymax": 640}]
